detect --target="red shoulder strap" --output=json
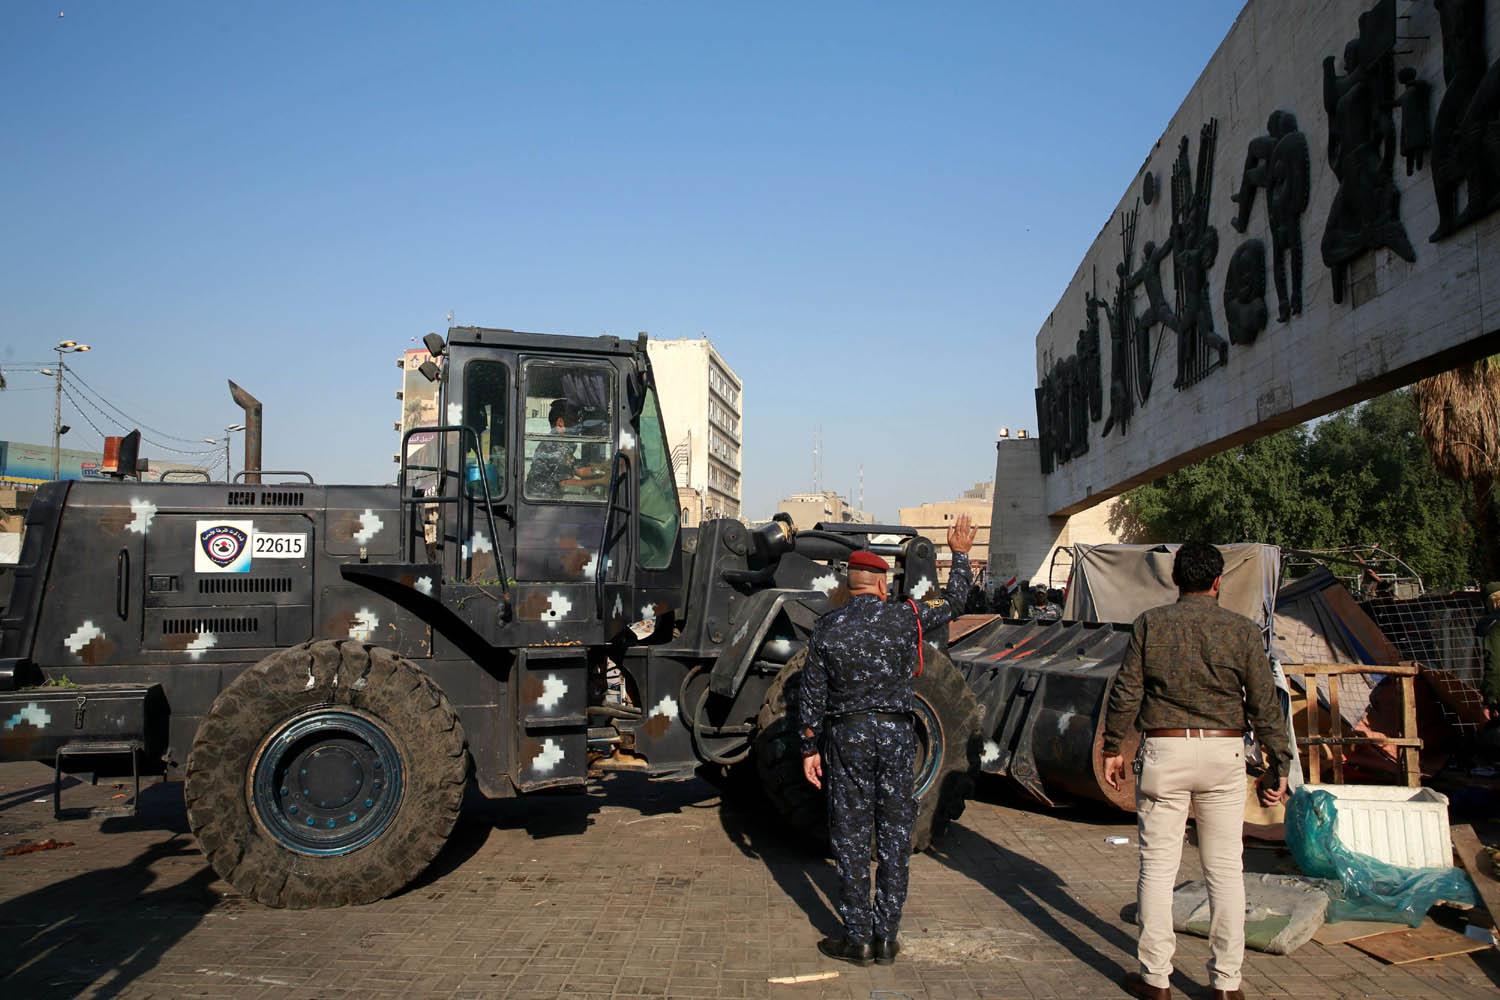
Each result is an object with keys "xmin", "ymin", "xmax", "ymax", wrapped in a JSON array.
[{"xmin": 906, "ymin": 598, "xmax": 924, "ymax": 678}]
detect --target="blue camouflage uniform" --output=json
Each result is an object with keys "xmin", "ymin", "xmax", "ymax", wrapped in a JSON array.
[
  {"xmin": 526, "ymin": 437, "xmax": 578, "ymax": 499},
  {"xmin": 798, "ymin": 552, "xmax": 973, "ymax": 944}
]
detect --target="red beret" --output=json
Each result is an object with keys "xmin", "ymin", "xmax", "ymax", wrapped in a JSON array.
[{"xmin": 847, "ymin": 549, "xmax": 890, "ymax": 573}]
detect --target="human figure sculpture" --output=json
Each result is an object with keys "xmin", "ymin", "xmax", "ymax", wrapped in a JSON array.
[
  {"xmin": 1034, "ymin": 382, "xmax": 1054, "ymax": 474},
  {"xmin": 1321, "ymin": 3, "xmax": 1416, "ymax": 303},
  {"xmin": 1223, "ymin": 239, "xmax": 1269, "ymax": 345},
  {"xmin": 1267, "ymin": 113, "xmax": 1311, "ymax": 321},
  {"xmin": 1230, "ymin": 111, "xmax": 1284, "ymax": 234},
  {"xmin": 1397, "ymin": 68, "xmax": 1433, "ymax": 176},
  {"xmin": 1065, "ymin": 355, "xmax": 1089, "ymax": 458},
  {"xmin": 1096, "ymin": 289, "xmax": 1133, "ymax": 438},
  {"xmin": 1079, "ymin": 290, "xmax": 1104, "ymax": 423},
  {"xmin": 1430, "ymin": 0, "xmax": 1488, "ymax": 240},
  {"xmin": 1129, "ymin": 239, "xmax": 1179, "ymax": 339},
  {"xmin": 1168, "ymin": 124, "xmax": 1227, "ymax": 389},
  {"xmin": 1172, "ymin": 208, "xmax": 1226, "ymax": 388}
]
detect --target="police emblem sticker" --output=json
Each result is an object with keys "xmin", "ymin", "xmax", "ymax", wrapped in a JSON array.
[{"xmin": 195, "ymin": 520, "xmax": 254, "ymax": 573}]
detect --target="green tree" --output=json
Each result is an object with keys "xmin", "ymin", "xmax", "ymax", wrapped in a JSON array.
[{"xmin": 1115, "ymin": 390, "xmax": 1478, "ymax": 590}]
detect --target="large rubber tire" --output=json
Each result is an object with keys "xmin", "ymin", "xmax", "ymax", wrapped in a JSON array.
[
  {"xmin": 753, "ymin": 647, "xmax": 981, "ymax": 853},
  {"xmin": 185, "ymin": 640, "xmax": 468, "ymax": 909}
]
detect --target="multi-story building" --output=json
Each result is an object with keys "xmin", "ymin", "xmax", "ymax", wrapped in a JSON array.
[
  {"xmin": 776, "ymin": 490, "xmax": 874, "ymax": 530},
  {"xmin": 899, "ymin": 481, "xmax": 994, "ymax": 584},
  {"xmin": 646, "ymin": 338, "xmax": 743, "ymax": 520}
]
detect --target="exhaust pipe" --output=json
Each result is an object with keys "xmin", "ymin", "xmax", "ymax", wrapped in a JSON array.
[{"xmin": 228, "ymin": 380, "xmax": 262, "ymax": 485}]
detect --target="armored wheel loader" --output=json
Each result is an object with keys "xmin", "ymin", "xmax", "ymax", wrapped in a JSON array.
[{"xmin": 0, "ymin": 327, "xmax": 981, "ymax": 908}]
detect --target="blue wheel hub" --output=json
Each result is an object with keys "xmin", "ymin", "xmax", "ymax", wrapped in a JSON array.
[
  {"xmin": 251, "ymin": 709, "xmax": 403, "ymax": 856},
  {"xmin": 911, "ymin": 695, "xmax": 944, "ymax": 799}
]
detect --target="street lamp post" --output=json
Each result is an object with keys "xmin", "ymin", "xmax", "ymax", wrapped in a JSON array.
[
  {"xmin": 50, "ymin": 340, "xmax": 91, "ymax": 480},
  {"xmin": 205, "ymin": 423, "xmax": 246, "ymax": 482}
]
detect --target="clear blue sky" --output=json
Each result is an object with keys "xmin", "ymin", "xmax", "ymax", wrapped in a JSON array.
[{"xmin": 0, "ymin": 1, "xmax": 1242, "ymax": 520}]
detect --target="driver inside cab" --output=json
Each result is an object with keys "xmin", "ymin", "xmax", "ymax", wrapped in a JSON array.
[{"xmin": 526, "ymin": 398, "xmax": 606, "ymax": 499}]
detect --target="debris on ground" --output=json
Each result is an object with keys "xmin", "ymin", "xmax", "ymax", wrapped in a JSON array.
[
  {"xmin": 1312, "ymin": 919, "xmax": 1411, "ymax": 945},
  {"xmin": 1348, "ymin": 922, "xmax": 1492, "ymax": 965},
  {"xmin": 3, "ymin": 839, "xmax": 75, "ymax": 856},
  {"xmin": 1174, "ymin": 873, "xmax": 1330, "ymax": 954},
  {"xmin": 899, "ymin": 927, "xmax": 1040, "ymax": 966},
  {"xmin": 767, "ymin": 971, "xmax": 838, "ymax": 984}
]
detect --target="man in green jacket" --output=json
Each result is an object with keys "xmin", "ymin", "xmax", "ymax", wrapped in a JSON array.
[{"xmin": 1101, "ymin": 542, "xmax": 1291, "ymax": 1000}]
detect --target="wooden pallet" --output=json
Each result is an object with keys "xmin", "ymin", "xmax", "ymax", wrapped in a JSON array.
[{"xmin": 1282, "ymin": 662, "xmax": 1422, "ymax": 786}]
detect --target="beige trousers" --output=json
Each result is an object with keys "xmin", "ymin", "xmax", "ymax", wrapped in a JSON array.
[{"xmin": 1135, "ymin": 735, "xmax": 1246, "ymax": 992}]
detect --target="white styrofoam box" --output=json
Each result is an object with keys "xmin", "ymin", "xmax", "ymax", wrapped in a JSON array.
[
  {"xmin": 1304, "ymin": 784, "xmax": 1453, "ymax": 870},
  {"xmin": 0, "ymin": 531, "xmax": 20, "ymax": 564}
]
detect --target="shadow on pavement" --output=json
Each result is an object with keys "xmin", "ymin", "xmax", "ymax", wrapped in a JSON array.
[
  {"xmin": 925, "ymin": 820, "xmax": 1134, "ymax": 984},
  {"xmin": 0, "ymin": 778, "xmax": 80, "ymax": 815},
  {"xmin": 716, "ymin": 782, "xmax": 844, "ymax": 937},
  {"xmin": 0, "ymin": 835, "xmax": 218, "ymax": 1000}
]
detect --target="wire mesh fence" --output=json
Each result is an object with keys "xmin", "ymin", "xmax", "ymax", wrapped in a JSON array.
[{"xmin": 1361, "ymin": 591, "xmax": 1489, "ymax": 735}]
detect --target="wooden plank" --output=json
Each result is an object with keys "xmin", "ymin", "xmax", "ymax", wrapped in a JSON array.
[
  {"xmin": 1286, "ymin": 663, "xmax": 1422, "ymax": 677},
  {"xmin": 1400, "ymin": 674, "xmax": 1421, "ymax": 787},
  {"xmin": 1298, "ymin": 736, "xmax": 1424, "ymax": 747},
  {"xmin": 1349, "ymin": 923, "xmax": 1491, "ymax": 964},
  {"xmin": 1329, "ymin": 678, "xmax": 1344, "ymax": 784},
  {"xmin": 1451, "ymin": 825, "xmax": 1500, "ymax": 933},
  {"xmin": 1313, "ymin": 919, "xmax": 1414, "ymax": 946}
]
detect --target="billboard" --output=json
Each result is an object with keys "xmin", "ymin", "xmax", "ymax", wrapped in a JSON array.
[
  {"xmin": 0, "ymin": 440, "xmax": 107, "ymax": 484},
  {"xmin": 0, "ymin": 441, "xmax": 208, "ymax": 485}
]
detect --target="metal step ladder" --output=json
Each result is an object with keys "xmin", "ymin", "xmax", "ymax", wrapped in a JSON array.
[{"xmin": 54, "ymin": 740, "xmax": 142, "ymax": 819}]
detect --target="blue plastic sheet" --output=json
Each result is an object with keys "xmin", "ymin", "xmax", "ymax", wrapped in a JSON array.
[{"xmin": 1284, "ymin": 787, "xmax": 1477, "ymax": 926}]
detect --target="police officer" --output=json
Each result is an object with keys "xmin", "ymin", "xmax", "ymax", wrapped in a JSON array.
[
  {"xmin": 526, "ymin": 399, "xmax": 603, "ymax": 499},
  {"xmin": 799, "ymin": 514, "xmax": 977, "ymax": 966}
]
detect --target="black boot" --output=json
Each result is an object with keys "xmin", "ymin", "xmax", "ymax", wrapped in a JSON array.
[
  {"xmin": 817, "ymin": 937, "xmax": 874, "ymax": 966},
  {"xmin": 872, "ymin": 936, "xmax": 900, "ymax": 965}
]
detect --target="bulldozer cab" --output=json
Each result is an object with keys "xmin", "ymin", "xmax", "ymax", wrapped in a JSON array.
[{"xmin": 388, "ymin": 327, "xmax": 683, "ymax": 649}]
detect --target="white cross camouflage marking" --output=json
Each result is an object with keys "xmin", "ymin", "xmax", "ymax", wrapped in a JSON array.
[
  {"xmin": 353, "ymin": 509, "xmax": 384, "ymax": 544},
  {"xmin": 64, "ymin": 621, "xmax": 103, "ymax": 654},
  {"xmin": 126, "ymin": 498, "xmax": 158, "ymax": 534},
  {"xmin": 349, "ymin": 608, "xmax": 379, "ymax": 642},
  {"xmin": 533, "ymin": 738, "xmax": 564, "ymax": 773},
  {"xmin": 537, "ymin": 674, "xmax": 568, "ymax": 711}
]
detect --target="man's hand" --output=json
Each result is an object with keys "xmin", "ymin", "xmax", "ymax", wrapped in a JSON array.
[
  {"xmin": 1257, "ymin": 774, "xmax": 1288, "ymax": 807},
  {"xmin": 948, "ymin": 513, "xmax": 978, "ymax": 556},
  {"xmin": 802, "ymin": 752, "xmax": 823, "ymax": 790},
  {"xmin": 1103, "ymin": 753, "xmax": 1126, "ymax": 791}
]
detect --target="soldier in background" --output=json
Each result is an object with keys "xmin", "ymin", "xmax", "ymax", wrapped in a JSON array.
[{"xmin": 798, "ymin": 515, "xmax": 978, "ymax": 966}]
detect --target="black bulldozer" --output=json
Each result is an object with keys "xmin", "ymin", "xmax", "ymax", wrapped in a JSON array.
[{"xmin": 0, "ymin": 326, "xmax": 981, "ymax": 907}]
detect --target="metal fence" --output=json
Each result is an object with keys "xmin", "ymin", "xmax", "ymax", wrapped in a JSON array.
[{"xmin": 1361, "ymin": 591, "xmax": 1488, "ymax": 734}]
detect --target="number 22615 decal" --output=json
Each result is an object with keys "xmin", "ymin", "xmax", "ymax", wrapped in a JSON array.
[{"xmin": 253, "ymin": 533, "xmax": 307, "ymax": 558}]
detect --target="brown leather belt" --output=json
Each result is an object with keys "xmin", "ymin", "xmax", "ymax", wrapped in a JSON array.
[{"xmin": 1145, "ymin": 728, "xmax": 1244, "ymax": 738}]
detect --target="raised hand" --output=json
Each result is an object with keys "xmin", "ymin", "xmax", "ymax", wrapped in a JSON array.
[{"xmin": 948, "ymin": 513, "xmax": 978, "ymax": 555}]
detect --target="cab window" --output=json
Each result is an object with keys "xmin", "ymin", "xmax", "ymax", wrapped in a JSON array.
[
  {"xmin": 462, "ymin": 361, "xmax": 508, "ymax": 497},
  {"xmin": 636, "ymin": 385, "xmax": 680, "ymax": 569},
  {"xmin": 522, "ymin": 361, "xmax": 614, "ymax": 503}
]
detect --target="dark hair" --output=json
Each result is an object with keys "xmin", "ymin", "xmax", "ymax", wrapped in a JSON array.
[
  {"xmin": 1172, "ymin": 541, "xmax": 1223, "ymax": 593},
  {"xmin": 547, "ymin": 398, "xmax": 577, "ymax": 426}
]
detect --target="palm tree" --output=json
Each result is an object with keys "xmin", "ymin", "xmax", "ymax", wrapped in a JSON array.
[{"xmin": 1412, "ymin": 356, "xmax": 1500, "ymax": 581}]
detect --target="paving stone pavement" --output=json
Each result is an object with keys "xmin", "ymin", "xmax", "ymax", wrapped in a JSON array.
[{"xmin": 0, "ymin": 760, "xmax": 1495, "ymax": 999}]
